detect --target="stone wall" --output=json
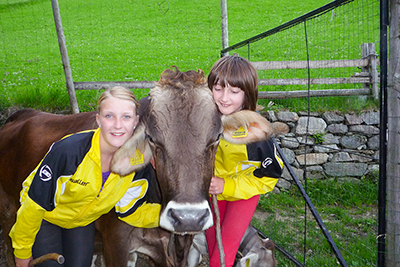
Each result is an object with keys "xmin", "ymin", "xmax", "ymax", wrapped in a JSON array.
[{"xmin": 262, "ymin": 110, "xmax": 380, "ymax": 192}]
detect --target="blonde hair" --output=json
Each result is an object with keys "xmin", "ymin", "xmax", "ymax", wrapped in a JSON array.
[
  {"xmin": 208, "ymin": 55, "xmax": 258, "ymax": 111},
  {"xmin": 98, "ymin": 86, "xmax": 139, "ymax": 112}
]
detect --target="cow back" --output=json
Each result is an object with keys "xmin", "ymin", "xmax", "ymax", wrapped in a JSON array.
[{"xmin": 0, "ymin": 109, "xmax": 97, "ymax": 202}]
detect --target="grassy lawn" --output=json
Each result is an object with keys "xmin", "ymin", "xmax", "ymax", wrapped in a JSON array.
[
  {"xmin": 254, "ymin": 174, "xmax": 378, "ymax": 266},
  {"xmin": 1, "ymin": 0, "xmax": 333, "ymax": 112}
]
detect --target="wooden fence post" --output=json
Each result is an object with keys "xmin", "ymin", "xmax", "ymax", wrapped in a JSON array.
[
  {"xmin": 51, "ymin": 0, "xmax": 79, "ymax": 114},
  {"xmin": 361, "ymin": 43, "xmax": 379, "ymax": 100},
  {"xmin": 220, "ymin": 0, "xmax": 229, "ymax": 57},
  {"xmin": 387, "ymin": 0, "xmax": 400, "ymax": 265}
]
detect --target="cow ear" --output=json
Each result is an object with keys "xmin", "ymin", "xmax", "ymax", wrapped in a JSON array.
[
  {"xmin": 221, "ymin": 110, "xmax": 274, "ymax": 144},
  {"xmin": 111, "ymin": 123, "xmax": 152, "ymax": 176},
  {"xmin": 262, "ymin": 237, "xmax": 276, "ymax": 251}
]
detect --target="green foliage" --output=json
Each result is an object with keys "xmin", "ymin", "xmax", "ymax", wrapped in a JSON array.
[{"xmin": 311, "ymin": 133, "xmax": 325, "ymax": 145}]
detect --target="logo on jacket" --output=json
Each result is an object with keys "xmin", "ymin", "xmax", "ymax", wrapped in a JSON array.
[
  {"xmin": 232, "ymin": 126, "xmax": 248, "ymax": 138},
  {"xmin": 262, "ymin": 158, "xmax": 273, "ymax": 168},
  {"xmin": 39, "ymin": 165, "xmax": 53, "ymax": 181}
]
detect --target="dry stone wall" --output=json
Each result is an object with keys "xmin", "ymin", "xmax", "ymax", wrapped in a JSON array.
[{"xmin": 263, "ymin": 110, "xmax": 380, "ymax": 192}]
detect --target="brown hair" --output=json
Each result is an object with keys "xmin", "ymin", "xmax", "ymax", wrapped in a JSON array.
[
  {"xmin": 98, "ymin": 86, "xmax": 139, "ymax": 113},
  {"xmin": 208, "ymin": 55, "xmax": 258, "ymax": 111}
]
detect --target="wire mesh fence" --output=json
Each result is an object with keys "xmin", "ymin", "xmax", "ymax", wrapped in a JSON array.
[
  {"xmin": 222, "ymin": 0, "xmax": 381, "ymax": 266},
  {"xmin": 226, "ymin": 0, "xmax": 380, "ymax": 112}
]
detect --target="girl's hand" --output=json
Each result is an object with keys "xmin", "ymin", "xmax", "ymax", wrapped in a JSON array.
[
  {"xmin": 209, "ymin": 176, "xmax": 225, "ymax": 195},
  {"xmin": 15, "ymin": 256, "xmax": 32, "ymax": 267}
]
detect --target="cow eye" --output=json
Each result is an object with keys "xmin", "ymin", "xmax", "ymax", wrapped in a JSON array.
[{"xmin": 147, "ymin": 134, "xmax": 154, "ymax": 144}]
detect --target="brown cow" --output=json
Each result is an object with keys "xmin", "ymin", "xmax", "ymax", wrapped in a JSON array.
[{"xmin": 0, "ymin": 67, "xmax": 275, "ymax": 266}]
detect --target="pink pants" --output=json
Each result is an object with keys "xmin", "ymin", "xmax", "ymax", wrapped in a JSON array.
[{"xmin": 205, "ymin": 195, "xmax": 260, "ymax": 267}]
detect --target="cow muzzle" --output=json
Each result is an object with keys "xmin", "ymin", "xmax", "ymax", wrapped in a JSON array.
[{"xmin": 159, "ymin": 200, "xmax": 213, "ymax": 234}]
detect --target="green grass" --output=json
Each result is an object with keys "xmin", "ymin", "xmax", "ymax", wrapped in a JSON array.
[
  {"xmin": 254, "ymin": 175, "xmax": 378, "ymax": 266},
  {"xmin": 1, "ymin": 0, "xmax": 356, "ymax": 112}
]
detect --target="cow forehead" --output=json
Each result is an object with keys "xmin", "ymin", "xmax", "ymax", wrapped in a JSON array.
[
  {"xmin": 150, "ymin": 84, "xmax": 214, "ymax": 106},
  {"xmin": 145, "ymin": 85, "xmax": 221, "ymax": 157},
  {"xmin": 149, "ymin": 85, "xmax": 219, "ymax": 130}
]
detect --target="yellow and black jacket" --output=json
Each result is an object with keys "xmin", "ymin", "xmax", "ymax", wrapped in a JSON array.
[
  {"xmin": 215, "ymin": 138, "xmax": 283, "ymax": 201},
  {"xmin": 9, "ymin": 128, "xmax": 161, "ymax": 259}
]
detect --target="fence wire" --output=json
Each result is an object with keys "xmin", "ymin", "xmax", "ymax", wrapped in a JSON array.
[{"xmin": 224, "ymin": 0, "xmax": 380, "ymax": 266}]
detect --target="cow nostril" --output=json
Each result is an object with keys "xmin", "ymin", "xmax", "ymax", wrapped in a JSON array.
[{"xmin": 168, "ymin": 208, "xmax": 210, "ymax": 231}]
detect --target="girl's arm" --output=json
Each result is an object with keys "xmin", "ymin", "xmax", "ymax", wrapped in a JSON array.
[
  {"xmin": 217, "ymin": 139, "xmax": 283, "ymax": 201},
  {"xmin": 9, "ymin": 197, "xmax": 46, "ymax": 260},
  {"xmin": 115, "ymin": 165, "xmax": 161, "ymax": 228},
  {"xmin": 10, "ymin": 136, "xmax": 83, "ymax": 259}
]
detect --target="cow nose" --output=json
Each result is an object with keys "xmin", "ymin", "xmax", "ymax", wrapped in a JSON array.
[
  {"xmin": 160, "ymin": 200, "xmax": 214, "ymax": 233},
  {"xmin": 168, "ymin": 208, "xmax": 210, "ymax": 232}
]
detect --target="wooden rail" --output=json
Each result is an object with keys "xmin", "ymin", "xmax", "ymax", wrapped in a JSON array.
[
  {"xmin": 258, "ymin": 88, "xmax": 371, "ymax": 99},
  {"xmin": 252, "ymin": 59, "xmax": 369, "ymax": 70},
  {"xmin": 73, "ymin": 43, "xmax": 379, "ymax": 100},
  {"xmin": 74, "ymin": 81, "xmax": 155, "ymax": 90},
  {"xmin": 253, "ymin": 43, "xmax": 379, "ymax": 100}
]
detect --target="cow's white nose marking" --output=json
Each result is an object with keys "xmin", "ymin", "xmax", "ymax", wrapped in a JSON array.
[{"xmin": 160, "ymin": 200, "xmax": 213, "ymax": 234}]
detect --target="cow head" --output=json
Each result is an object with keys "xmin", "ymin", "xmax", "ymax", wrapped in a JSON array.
[
  {"xmin": 235, "ymin": 226, "xmax": 278, "ymax": 267},
  {"xmin": 236, "ymin": 237, "xmax": 277, "ymax": 267},
  {"xmin": 111, "ymin": 66, "xmax": 274, "ymax": 234}
]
